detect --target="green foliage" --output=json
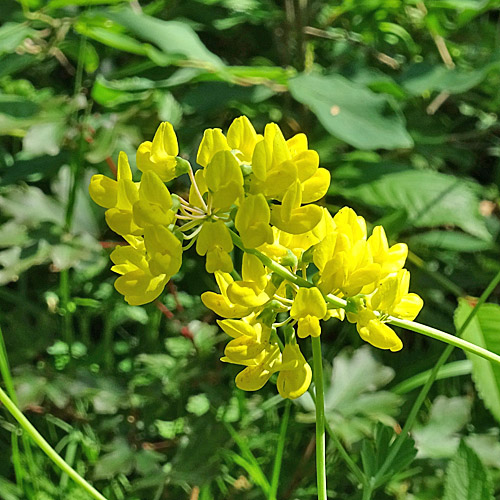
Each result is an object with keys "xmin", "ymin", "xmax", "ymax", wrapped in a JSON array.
[
  {"xmin": 443, "ymin": 441, "xmax": 494, "ymax": 500},
  {"xmin": 455, "ymin": 300, "xmax": 500, "ymax": 423},
  {"xmin": 0, "ymin": 0, "xmax": 500, "ymax": 498}
]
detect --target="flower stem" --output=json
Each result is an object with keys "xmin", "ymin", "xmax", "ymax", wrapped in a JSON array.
[
  {"xmin": 0, "ymin": 387, "xmax": 108, "ymax": 500},
  {"xmin": 373, "ymin": 268, "xmax": 500, "ymax": 489},
  {"xmin": 311, "ymin": 336, "xmax": 327, "ymax": 500}
]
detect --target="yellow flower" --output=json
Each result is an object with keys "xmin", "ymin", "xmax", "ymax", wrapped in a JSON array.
[
  {"xmin": 110, "ymin": 237, "xmax": 168, "ymax": 306},
  {"xmin": 143, "ymin": 225, "xmax": 182, "ymax": 277},
  {"xmin": 277, "ymin": 342, "xmax": 312, "ymax": 399},
  {"xmin": 314, "ymin": 207, "xmax": 381, "ymax": 297},
  {"xmin": 227, "ymin": 115, "xmax": 261, "ymax": 163},
  {"xmin": 196, "ymin": 219, "xmax": 234, "ymax": 273},
  {"xmin": 201, "ymin": 272, "xmax": 253, "ymax": 318},
  {"xmin": 219, "ymin": 318, "xmax": 269, "ymax": 365},
  {"xmin": 204, "ymin": 150, "xmax": 244, "ymax": 210},
  {"xmin": 100, "ymin": 152, "xmax": 142, "ymax": 236},
  {"xmin": 226, "ymin": 254, "xmax": 272, "ymax": 308},
  {"xmin": 197, "ymin": 128, "xmax": 230, "ymax": 168},
  {"xmin": 353, "ymin": 310, "xmax": 403, "ymax": 352},
  {"xmin": 235, "ymin": 194, "xmax": 273, "ymax": 249},
  {"xmin": 347, "ymin": 269, "xmax": 423, "ymax": 351},
  {"xmin": 234, "ymin": 342, "xmax": 282, "ymax": 391},
  {"xmin": 136, "ymin": 122, "xmax": 181, "ymax": 182},
  {"xmin": 132, "ymin": 170, "xmax": 175, "ymax": 228},
  {"xmin": 368, "ymin": 226, "xmax": 408, "ymax": 277},
  {"xmin": 290, "ymin": 287, "xmax": 327, "ymax": 338}
]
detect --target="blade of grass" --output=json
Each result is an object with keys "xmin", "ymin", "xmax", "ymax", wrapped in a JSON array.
[
  {"xmin": 0, "ymin": 324, "xmax": 37, "ymax": 497},
  {"xmin": 392, "ymin": 360, "xmax": 472, "ymax": 395},
  {"xmin": 269, "ymin": 399, "xmax": 291, "ymax": 500},
  {"xmin": 0, "ymin": 386, "xmax": 108, "ymax": 500},
  {"xmin": 223, "ymin": 421, "xmax": 271, "ymax": 494}
]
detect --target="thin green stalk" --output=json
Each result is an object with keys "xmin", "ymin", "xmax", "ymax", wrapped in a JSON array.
[
  {"xmin": 60, "ymin": 268, "xmax": 73, "ymax": 346},
  {"xmin": 309, "ymin": 390, "xmax": 366, "ymax": 486},
  {"xmin": 0, "ymin": 386, "xmax": 108, "ymax": 500},
  {"xmin": 311, "ymin": 336, "xmax": 327, "ymax": 500},
  {"xmin": 0, "ymin": 325, "xmax": 36, "ymax": 496},
  {"xmin": 269, "ymin": 399, "xmax": 291, "ymax": 500},
  {"xmin": 373, "ymin": 268, "xmax": 500, "ymax": 489},
  {"xmin": 229, "ymin": 230, "xmax": 500, "ymax": 367}
]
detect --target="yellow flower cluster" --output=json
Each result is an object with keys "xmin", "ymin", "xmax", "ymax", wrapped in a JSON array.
[{"xmin": 89, "ymin": 116, "xmax": 423, "ymax": 399}]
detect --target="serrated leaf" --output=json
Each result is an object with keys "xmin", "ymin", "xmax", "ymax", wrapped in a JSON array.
[
  {"xmin": 333, "ymin": 162, "xmax": 490, "ymax": 239},
  {"xmin": 443, "ymin": 441, "xmax": 493, "ymax": 500},
  {"xmin": 289, "ymin": 73, "xmax": 413, "ymax": 150},
  {"xmin": 455, "ymin": 300, "xmax": 500, "ymax": 423}
]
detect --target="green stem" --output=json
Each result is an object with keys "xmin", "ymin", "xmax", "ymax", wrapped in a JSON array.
[
  {"xmin": 0, "ymin": 324, "xmax": 36, "ymax": 496},
  {"xmin": 311, "ymin": 336, "xmax": 327, "ymax": 500},
  {"xmin": 309, "ymin": 389, "xmax": 366, "ymax": 486},
  {"xmin": 373, "ymin": 268, "xmax": 500, "ymax": 488},
  {"xmin": 0, "ymin": 387, "xmax": 108, "ymax": 500},
  {"xmin": 229, "ymin": 230, "xmax": 500, "ymax": 367},
  {"xmin": 269, "ymin": 400, "xmax": 291, "ymax": 500}
]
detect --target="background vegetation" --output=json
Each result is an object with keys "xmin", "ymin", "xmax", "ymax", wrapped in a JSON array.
[{"xmin": 1, "ymin": 0, "xmax": 500, "ymax": 499}]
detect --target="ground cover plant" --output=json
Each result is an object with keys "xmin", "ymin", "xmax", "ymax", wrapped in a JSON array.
[{"xmin": 1, "ymin": 0, "xmax": 500, "ymax": 499}]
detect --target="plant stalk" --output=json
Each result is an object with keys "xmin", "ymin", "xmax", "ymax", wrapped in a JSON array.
[
  {"xmin": 0, "ymin": 387, "xmax": 108, "ymax": 500},
  {"xmin": 311, "ymin": 336, "xmax": 327, "ymax": 500}
]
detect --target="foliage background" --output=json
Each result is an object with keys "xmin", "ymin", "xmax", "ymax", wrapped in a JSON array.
[{"xmin": 1, "ymin": 0, "xmax": 500, "ymax": 499}]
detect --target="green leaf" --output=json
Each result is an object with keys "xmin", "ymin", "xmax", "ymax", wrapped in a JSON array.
[
  {"xmin": 186, "ymin": 394, "xmax": 210, "ymax": 417},
  {"xmin": 408, "ymin": 231, "xmax": 495, "ymax": 252},
  {"xmin": 288, "ymin": 73, "xmax": 413, "ymax": 150},
  {"xmin": 296, "ymin": 347, "xmax": 402, "ymax": 444},
  {"xmin": 360, "ymin": 423, "xmax": 417, "ymax": 485},
  {"xmin": 400, "ymin": 62, "xmax": 495, "ymax": 95},
  {"xmin": 413, "ymin": 396, "xmax": 471, "ymax": 459},
  {"xmin": 333, "ymin": 162, "xmax": 490, "ymax": 240},
  {"xmin": 0, "ymin": 23, "xmax": 34, "ymax": 56},
  {"xmin": 103, "ymin": 8, "xmax": 223, "ymax": 68},
  {"xmin": 443, "ymin": 441, "xmax": 493, "ymax": 500},
  {"xmin": 455, "ymin": 300, "xmax": 500, "ymax": 423}
]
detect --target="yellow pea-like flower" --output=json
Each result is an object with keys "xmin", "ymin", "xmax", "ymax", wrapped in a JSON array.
[
  {"xmin": 204, "ymin": 150, "xmax": 244, "ymax": 210},
  {"xmin": 110, "ymin": 243, "xmax": 168, "ymax": 306},
  {"xmin": 370, "ymin": 269, "xmax": 423, "ymax": 321},
  {"xmin": 290, "ymin": 287, "xmax": 327, "ymax": 338},
  {"xmin": 197, "ymin": 128, "xmax": 230, "ymax": 168},
  {"xmin": 277, "ymin": 343, "xmax": 312, "ymax": 399},
  {"xmin": 88, "ymin": 174, "xmax": 117, "ymax": 208},
  {"xmin": 354, "ymin": 310, "xmax": 403, "ymax": 352},
  {"xmin": 196, "ymin": 220, "xmax": 233, "ymax": 273},
  {"xmin": 136, "ymin": 122, "xmax": 180, "ymax": 182},
  {"xmin": 227, "ymin": 115, "xmax": 261, "ymax": 163},
  {"xmin": 347, "ymin": 269, "xmax": 423, "ymax": 351},
  {"xmin": 201, "ymin": 272, "xmax": 253, "ymax": 318},
  {"xmin": 271, "ymin": 203, "xmax": 323, "ymax": 235},
  {"xmin": 234, "ymin": 342, "xmax": 282, "ymax": 391},
  {"xmin": 235, "ymin": 194, "xmax": 273, "ymax": 249},
  {"xmin": 301, "ymin": 168, "xmax": 331, "ymax": 204},
  {"xmin": 132, "ymin": 170, "xmax": 174, "ymax": 228},
  {"xmin": 368, "ymin": 226, "xmax": 408, "ymax": 277},
  {"xmin": 143, "ymin": 225, "xmax": 182, "ymax": 277},
  {"xmin": 219, "ymin": 319, "xmax": 268, "ymax": 365}
]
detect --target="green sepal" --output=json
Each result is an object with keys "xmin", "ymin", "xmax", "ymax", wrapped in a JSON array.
[
  {"xmin": 175, "ymin": 156, "xmax": 191, "ymax": 177},
  {"xmin": 280, "ymin": 249, "xmax": 298, "ymax": 268}
]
